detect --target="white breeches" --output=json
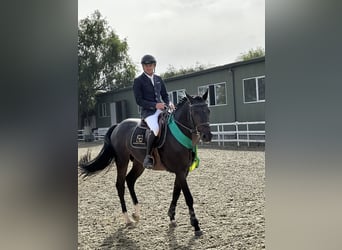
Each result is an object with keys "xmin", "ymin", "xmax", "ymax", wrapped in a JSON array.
[{"xmin": 145, "ymin": 109, "xmax": 163, "ymax": 136}]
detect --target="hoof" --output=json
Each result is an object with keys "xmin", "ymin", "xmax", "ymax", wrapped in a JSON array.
[
  {"xmin": 194, "ymin": 230, "xmax": 203, "ymax": 236},
  {"xmin": 169, "ymin": 220, "xmax": 177, "ymax": 227},
  {"xmin": 125, "ymin": 221, "xmax": 135, "ymax": 229},
  {"xmin": 132, "ymin": 212, "xmax": 140, "ymax": 222}
]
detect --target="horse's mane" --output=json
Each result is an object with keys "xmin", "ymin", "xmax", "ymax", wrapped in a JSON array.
[{"xmin": 176, "ymin": 97, "xmax": 189, "ymax": 109}]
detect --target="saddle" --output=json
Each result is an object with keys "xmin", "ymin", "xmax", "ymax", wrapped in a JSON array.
[{"xmin": 130, "ymin": 111, "xmax": 169, "ymax": 149}]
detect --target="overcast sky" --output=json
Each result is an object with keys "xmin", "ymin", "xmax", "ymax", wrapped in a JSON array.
[{"xmin": 78, "ymin": 0, "xmax": 265, "ymax": 74}]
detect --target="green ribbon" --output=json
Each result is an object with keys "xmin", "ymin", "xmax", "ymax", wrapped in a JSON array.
[{"xmin": 168, "ymin": 115, "xmax": 200, "ymax": 171}]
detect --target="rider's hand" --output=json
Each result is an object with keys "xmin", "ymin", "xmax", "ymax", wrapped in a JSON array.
[
  {"xmin": 155, "ymin": 102, "xmax": 166, "ymax": 110},
  {"xmin": 168, "ymin": 102, "xmax": 175, "ymax": 111}
]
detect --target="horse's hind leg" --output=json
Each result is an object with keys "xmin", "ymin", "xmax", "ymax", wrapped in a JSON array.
[
  {"xmin": 126, "ymin": 159, "xmax": 144, "ymax": 221},
  {"xmin": 177, "ymin": 173, "xmax": 203, "ymax": 236},
  {"xmin": 168, "ymin": 176, "xmax": 182, "ymax": 227}
]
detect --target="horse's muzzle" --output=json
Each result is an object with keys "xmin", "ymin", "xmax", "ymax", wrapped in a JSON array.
[{"xmin": 199, "ymin": 126, "xmax": 212, "ymax": 143}]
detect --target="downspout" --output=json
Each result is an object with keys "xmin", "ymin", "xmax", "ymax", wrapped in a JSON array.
[
  {"xmin": 229, "ymin": 68, "xmax": 237, "ymax": 122},
  {"xmin": 230, "ymin": 67, "xmax": 238, "ymax": 146}
]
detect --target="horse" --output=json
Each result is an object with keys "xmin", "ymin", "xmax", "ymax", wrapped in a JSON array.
[{"xmin": 79, "ymin": 91, "xmax": 212, "ymax": 236}]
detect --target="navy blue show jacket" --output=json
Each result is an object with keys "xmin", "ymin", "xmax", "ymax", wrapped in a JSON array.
[{"xmin": 133, "ymin": 73, "xmax": 170, "ymax": 119}]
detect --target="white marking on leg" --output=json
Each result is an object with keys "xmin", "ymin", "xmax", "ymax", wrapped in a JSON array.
[
  {"xmin": 123, "ymin": 212, "xmax": 133, "ymax": 225},
  {"xmin": 132, "ymin": 204, "xmax": 141, "ymax": 221},
  {"xmin": 134, "ymin": 204, "xmax": 141, "ymax": 216}
]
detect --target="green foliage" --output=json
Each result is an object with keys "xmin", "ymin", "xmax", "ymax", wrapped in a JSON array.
[
  {"xmin": 236, "ymin": 47, "xmax": 265, "ymax": 61},
  {"xmin": 160, "ymin": 62, "xmax": 213, "ymax": 79},
  {"xmin": 78, "ymin": 10, "xmax": 137, "ymax": 125}
]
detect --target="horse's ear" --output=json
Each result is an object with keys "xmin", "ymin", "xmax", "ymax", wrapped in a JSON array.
[
  {"xmin": 185, "ymin": 92, "xmax": 195, "ymax": 103},
  {"xmin": 202, "ymin": 89, "xmax": 208, "ymax": 101}
]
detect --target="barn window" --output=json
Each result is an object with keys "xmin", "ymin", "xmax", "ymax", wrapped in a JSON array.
[
  {"xmin": 168, "ymin": 89, "xmax": 186, "ymax": 104},
  {"xmin": 198, "ymin": 82, "xmax": 227, "ymax": 106},
  {"xmin": 99, "ymin": 103, "xmax": 108, "ymax": 117},
  {"xmin": 243, "ymin": 76, "xmax": 265, "ymax": 103}
]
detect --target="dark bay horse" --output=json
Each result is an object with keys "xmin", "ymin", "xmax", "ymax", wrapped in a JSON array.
[{"xmin": 79, "ymin": 91, "xmax": 212, "ymax": 236}]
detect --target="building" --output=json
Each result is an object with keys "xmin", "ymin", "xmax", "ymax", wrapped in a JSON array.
[{"xmin": 94, "ymin": 56, "xmax": 265, "ymax": 128}]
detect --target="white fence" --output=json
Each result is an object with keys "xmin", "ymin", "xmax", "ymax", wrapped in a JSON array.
[
  {"xmin": 78, "ymin": 127, "xmax": 109, "ymax": 142},
  {"xmin": 78, "ymin": 121, "xmax": 265, "ymax": 147},
  {"xmin": 208, "ymin": 121, "xmax": 265, "ymax": 147},
  {"xmin": 78, "ymin": 130, "xmax": 85, "ymax": 141}
]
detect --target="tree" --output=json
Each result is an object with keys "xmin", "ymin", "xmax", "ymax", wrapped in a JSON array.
[
  {"xmin": 236, "ymin": 47, "xmax": 265, "ymax": 61},
  {"xmin": 160, "ymin": 62, "xmax": 213, "ymax": 79},
  {"xmin": 78, "ymin": 10, "xmax": 137, "ymax": 128}
]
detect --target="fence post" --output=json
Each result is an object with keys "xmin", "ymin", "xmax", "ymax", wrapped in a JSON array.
[
  {"xmin": 235, "ymin": 122, "xmax": 240, "ymax": 147},
  {"xmin": 221, "ymin": 124, "xmax": 224, "ymax": 146},
  {"xmin": 247, "ymin": 123, "xmax": 250, "ymax": 147}
]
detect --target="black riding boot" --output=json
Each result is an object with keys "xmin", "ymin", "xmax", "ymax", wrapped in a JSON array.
[{"xmin": 143, "ymin": 131, "xmax": 156, "ymax": 169}]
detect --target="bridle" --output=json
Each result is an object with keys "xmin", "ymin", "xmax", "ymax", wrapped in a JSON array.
[{"xmin": 173, "ymin": 101, "xmax": 210, "ymax": 135}]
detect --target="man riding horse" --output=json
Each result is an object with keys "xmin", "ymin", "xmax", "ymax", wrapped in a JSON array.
[
  {"xmin": 133, "ymin": 54, "xmax": 175, "ymax": 169},
  {"xmin": 80, "ymin": 54, "xmax": 212, "ymax": 236},
  {"xmin": 79, "ymin": 87, "xmax": 212, "ymax": 236}
]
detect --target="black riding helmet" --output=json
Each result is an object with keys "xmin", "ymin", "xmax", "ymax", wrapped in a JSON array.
[{"xmin": 141, "ymin": 54, "xmax": 156, "ymax": 64}]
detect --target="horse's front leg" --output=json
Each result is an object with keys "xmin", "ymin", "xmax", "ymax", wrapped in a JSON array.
[
  {"xmin": 115, "ymin": 162, "xmax": 134, "ymax": 227},
  {"xmin": 177, "ymin": 172, "xmax": 202, "ymax": 236},
  {"xmin": 168, "ymin": 176, "xmax": 182, "ymax": 227}
]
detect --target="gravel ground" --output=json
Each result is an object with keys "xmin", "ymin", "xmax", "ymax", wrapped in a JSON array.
[{"xmin": 78, "ymin": 143, "xmax": 265, "ymax": 250}]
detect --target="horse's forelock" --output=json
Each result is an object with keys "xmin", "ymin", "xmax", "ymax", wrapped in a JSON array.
[{"xmin": 193, "ymin": 96, "xmax": 204, "ymax": 103}]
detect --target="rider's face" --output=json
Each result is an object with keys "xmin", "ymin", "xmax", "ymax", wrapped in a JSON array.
[{"xmin": 142, "ymin": 63, "xmax": 155, "ymax": 76}]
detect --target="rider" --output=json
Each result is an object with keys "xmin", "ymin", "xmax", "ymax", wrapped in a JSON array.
[{"xmin": 133, "ymin": 54, "xmax": 174, "ymax": 169}]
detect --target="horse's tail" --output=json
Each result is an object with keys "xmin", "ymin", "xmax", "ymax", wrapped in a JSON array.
[{"xmin": 79, "ymin": 125, "xmax": 117, "ymax": 177}]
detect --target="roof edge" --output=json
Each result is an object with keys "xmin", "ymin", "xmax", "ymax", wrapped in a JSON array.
[{"xmin": 164, "ymin": 56, "xmax": 265, "ymax": 82}]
